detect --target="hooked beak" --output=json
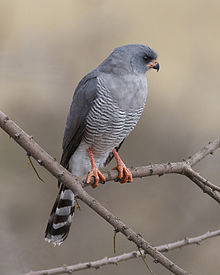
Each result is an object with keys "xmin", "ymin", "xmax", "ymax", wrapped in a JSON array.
[{"xmin": 146, "ymin": 60, "xmax": 160, "ymax": 72}]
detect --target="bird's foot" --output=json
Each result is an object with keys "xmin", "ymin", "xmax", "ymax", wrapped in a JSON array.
[
  {"xmin": 112, "ymin": 162, "xmax": 133, "ymax": 183},
  {"xmin": 86, "ymin": 147, "xmax": 106, "ymax": 188},
  {"xmin": 112, "ymin": 148, "xmax": 133, "ymax": 183},
  {"xmin": 86, "ymin": 167, "xmax": 106, "ymax": 188}
]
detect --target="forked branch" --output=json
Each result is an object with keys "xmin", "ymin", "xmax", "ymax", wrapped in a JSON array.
[
  {"xmin": 23, "ymin": 229, "xmax": 220, "ymax": 275},
  {"xmin": 1, "ymin": 110, "xmax": 220, "ymax": 274}
]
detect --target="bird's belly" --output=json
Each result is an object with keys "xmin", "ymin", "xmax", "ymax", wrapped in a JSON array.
[
  {"xmin": 84, "ymin": 99, "xmax": 144, "ymax": 156},
  {"xmin": 68, "ymin": 140, "xmax": 109, "ymax": 176}
]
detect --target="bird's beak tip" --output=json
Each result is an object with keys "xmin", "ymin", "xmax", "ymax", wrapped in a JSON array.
[
  {"xmin": 146, "ymin": 60, "xmax": 160, "ymax": 72},
  {"xmin": 153, "ymin": 62, "xmax": 160, "ymax": 72}
]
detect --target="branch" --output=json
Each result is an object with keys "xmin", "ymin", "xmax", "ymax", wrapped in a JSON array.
[
  {"xmin": 23, "ymin": 229, "xmax": 220, "ymax": 275},
  {"xmin": 0, "ymin": 116, "xmax": 189, "ymax": 274},
  {"xmin": 187, "ymin": 139, "xmax": 220, "ymax": 166},
  {"xmin": 1, "ymin": 110, "xmax": 219, "ymax": 274},
  {"xmin": 79, "ymin": 139, "xmax": 220, "ymax": 203}
]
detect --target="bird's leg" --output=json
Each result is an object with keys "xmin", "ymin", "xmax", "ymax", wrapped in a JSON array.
[
  {"xmin": 112, "ymin": 148, "xmax": 133, "ymax": 183},
  {"xmin": 86, "ymin": 147, "xmax": 106, "ymax": 188}
]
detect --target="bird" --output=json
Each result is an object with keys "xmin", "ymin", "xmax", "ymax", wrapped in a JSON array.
[{"xmin": 45, "ymin": 44, "xmax": 159, "ymax": 246}]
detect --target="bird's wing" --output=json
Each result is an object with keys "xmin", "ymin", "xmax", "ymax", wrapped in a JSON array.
[{"xmin": 60, "ymin": 72, "xmax": 98, "ymax": 169}]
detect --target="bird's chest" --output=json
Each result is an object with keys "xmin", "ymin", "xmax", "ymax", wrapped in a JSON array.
[
  {"xmin": 84, "ymin": 75, "xmax": 147, "ymax": 154},
  {"xmin": 101, "ymin": 73, "xmax": 148, "ymax": 110}
]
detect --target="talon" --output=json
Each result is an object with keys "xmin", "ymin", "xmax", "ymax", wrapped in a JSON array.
[
  {"xmin": 112, "ymin": 148, "xmax": 133, "ymax": 183},
  {"xmin": 86, "ymin": 148, "xmax": 106, "ymax": 188}
]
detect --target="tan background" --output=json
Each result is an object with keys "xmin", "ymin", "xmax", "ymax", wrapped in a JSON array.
[{"xmin": 0, "ymin": 1, "xmax": 220, "ymax": 274}]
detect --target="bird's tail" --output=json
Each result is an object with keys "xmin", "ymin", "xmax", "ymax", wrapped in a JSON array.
[{"xmin": 45, "ymin": 184, "xmax": 75, "ymax": 246}]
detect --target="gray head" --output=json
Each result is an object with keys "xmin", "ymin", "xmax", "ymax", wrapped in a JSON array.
[{"xmin": 98, "ymin": 44, "xmax": 159, "ymax": 75}]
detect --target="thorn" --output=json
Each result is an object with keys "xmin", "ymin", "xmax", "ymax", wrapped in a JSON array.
[
  {"xmin": 14, "ymin": 133, "xmax": 21, "ymax": 139},
  {"xmin": 127, "ymin": 235, "xmax": 132, "ymax": 241},
  {"xmin": 121, "ymin": 225, "xmax": 128, "ymax": 232},
  {"xmin": 137, "ymin": 232, "xmax": 143, "ymax": 238},
  {"xmin": 58, "ymin": 172, "xmax": 64, "ymax": 181},
  {"xmin": 184, "ymin": 237, "xmax": 189, "ymax": 243},
  {"xmin": 92, "ymin": 199, "xmax": 97, "ymax": 205},
  {"xmin": 3, "ymin": 116, "xmax": 9, "ymax": 123},
  {"xmin": 37, "ymin": 159, "xmax": 43, "ymax": 165},
  {"xmin": 132, "ymin": 251, "xmax": 138, "ymax": 257}
]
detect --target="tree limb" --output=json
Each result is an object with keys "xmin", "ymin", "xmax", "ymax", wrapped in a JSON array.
[
  {"xmin": 23, "ymin": 229, "xmax": 220, "ymax": 275},
  {"xmin": 184, "ymin": 167, "xmax": 220, "ymax": 192},
  {"xmin": 0, "ymin": 116, "xmax": 189, "ymax": 274},
  {"xmin": 1, "ymin": 110, "xmax": 219, "ymax": 274},
  {"xmin": 79, "ymin": 140, "xmax": 220, "ymax": 203}
]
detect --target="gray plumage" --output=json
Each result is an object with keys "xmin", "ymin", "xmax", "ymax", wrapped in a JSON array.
[{"xmin": 45, "ymin": 44, "xmax": 158, "ymax": 245}]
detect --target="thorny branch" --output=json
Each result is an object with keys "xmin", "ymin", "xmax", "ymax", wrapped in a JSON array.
[
  {"xmin": 79, "ymin": 140, "xmax": 220, "ymax": 203},
  {"xmin": 0, "ymin": 110, "xmax": 220, "ymax": 274},
  {"xmin": 23, "ymin": 229, "xmax": 220, "ymax": 275}
]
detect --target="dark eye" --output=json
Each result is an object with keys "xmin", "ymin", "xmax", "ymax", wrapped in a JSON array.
[{"xmin": 143, "ymin": 55, "xmax": 151, "ymax": 62}]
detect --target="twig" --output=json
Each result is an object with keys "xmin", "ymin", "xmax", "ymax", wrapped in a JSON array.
[
  {"xmin": 183, "ymin": 166, "xmax": 220, "ymax": 203},
  {"xmin": 27, "ymin": 154, "xmax": 45, "ymax": 183},
  {"xmin": 138, "ymin": 247, "xmax": 155, "ymax": 274},
  {"xmin": 113, "ymin": 229, "xmax": 118, "ymax": 254},
  {"xmin": 186, "ymin": 139, "xmax": 220, "ymax": 166},
  {"xmin": 184, "ymin": 166, "xmax": 220, "ymax": 192},
  {"xmin": 23, "ymin": 229, "xmax": 220, "ymax": 275},
  {"xmin": 155, "ymin": 229, "xmax": 220, "ymax": 252}
]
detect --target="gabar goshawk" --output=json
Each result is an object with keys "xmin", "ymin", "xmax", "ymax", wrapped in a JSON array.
[{"xmin": 45, "ymin": 44, "xmax": 159, "ymax": 246}]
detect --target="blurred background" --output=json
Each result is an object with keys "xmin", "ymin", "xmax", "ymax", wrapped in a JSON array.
[{"xmin": 0, "ymin": 1, "xmax": 220, "ymax": 274}]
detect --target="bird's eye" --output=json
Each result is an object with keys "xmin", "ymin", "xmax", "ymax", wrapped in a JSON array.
[{"xmin": 143, "ymin": 55, "xmax": 150, "ymax": 62}]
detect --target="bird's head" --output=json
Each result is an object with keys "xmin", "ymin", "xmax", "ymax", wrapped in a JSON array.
[{"xmin": 99, "ymin": 44, "xmax": 159, "ymax": 75}]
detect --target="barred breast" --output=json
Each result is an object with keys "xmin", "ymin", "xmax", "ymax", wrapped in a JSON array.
[
  {"xmin": 69, "ymin": 74, "xmax": 148, "ymax": 176},
  {"xmin": 85, "ymin": 76, "xmax": 145, "ymax": 154}
]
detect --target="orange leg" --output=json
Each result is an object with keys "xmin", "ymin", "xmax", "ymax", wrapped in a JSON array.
[
  {"xmin": 112, "ymin": 148, "xmax": 133, "ymax": 183},
  {"xmin": 86, "ymin": 147, "xmax": 106, "ymax": 188}
]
